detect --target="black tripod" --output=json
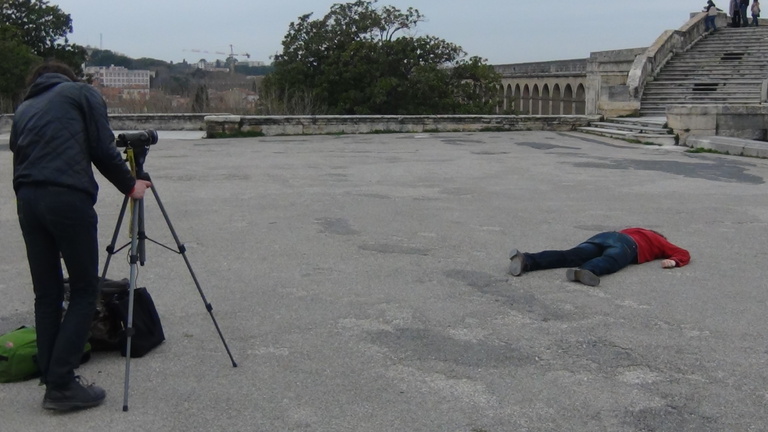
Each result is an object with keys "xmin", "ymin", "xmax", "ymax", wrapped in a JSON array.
[{"xmin": 99, "ymin": 139, "xmax": 237, "ymax": 411}]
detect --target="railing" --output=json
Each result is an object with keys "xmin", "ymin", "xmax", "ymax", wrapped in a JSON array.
[{"xmin": 627, "ymin": 12, "xmax": 723, "ymax": 100}]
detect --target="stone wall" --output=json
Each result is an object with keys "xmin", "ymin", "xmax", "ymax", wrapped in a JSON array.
[
  {"xmin": 0, "ymin": 114, "xmax": 11, "ymax": 134},
  {"xmin": 108, "ymin": 113, "xmax": 218, "ymax": 131},
  {"xmin": 667, "ymin": 105, "xmax": 768, "ymax": 145},
  {"xmin": 494, "ymin": 59, "xmax": 587, "ymax": 76},
  {"xmin": 205, "ymin": 115, "xmax": 600, "ymax": 137},
  {"xmin": 0, "ymin": 113, "xmax": 216, "ymax": 135},
  {"xmin": 2, "ymin": 113, "xmax": 601, "ymax": 138},
  {"xmin": 586, "ymin": 48, "xmax": 649, "ymax": 117}
]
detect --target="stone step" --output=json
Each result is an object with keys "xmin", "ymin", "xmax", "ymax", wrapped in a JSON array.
[
  {"xmin": 605, "ymin": 117, "xmax": 667, "ymax": 127},
  {"xmin": 644, "ymin": 84, "xmax": 760, "ymax": 96},
  {"xmin": 655, "ymin": 72, "xmax": 766, "ymax": 77},
  {"xmin": 676, "ymin": 50, "xmax": 768, "ymax": 55},
  {"xmin": 646, "ymin": 80, "xmax": 761, "ymax": 86},
  {"xmin": 642, "ymin": 97, "xmax": 760, "ymax": 104},
  {"xmin": 664, "ymin": 61, "xmax": 768, "ymax": 66},
  {"xmin": 646, "ymin": 82, "xmax": 761, "ymax": 88},
  {"xmin": 661, "ymin": 64, "xmax": 768, "ymax": 70},
  {"xmin": 687, "ymin": 135, "xmax": 768, "ymax": 157},
  {"xmin": 663, "ymin": 63, "xmax": 768, "ymax": 69},
  {"xmin": 589, "ymin": 121, "xmax": 669, "ymax": 134},
  {"xmin": 642, "ymin": 91, "xmax": 760, "ymax": 98},
  {"xmin": 682, "ymin": 45, "xmax": 768, "ymax": 50},
  {"xmin": 664, "ymin": 63, "xmax": 768, "ymax": 68},
  {"xmin": 655, "ymin": 76, "xmax": 766, "ymax": 81},
  {"xmin": 576, "ymin": 126, "xmax": 676, "ymax": 145},
  {"xmin": 643, "ymin": 93, "xmax": 761, "ymax": 99}
]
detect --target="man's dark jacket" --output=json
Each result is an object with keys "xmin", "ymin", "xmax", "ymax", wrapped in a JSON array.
[{"xmin": 10, "ymin": 73, "xmax": 135, "ymax": 203}]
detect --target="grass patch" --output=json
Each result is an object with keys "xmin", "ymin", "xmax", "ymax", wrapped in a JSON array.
[
  {"xmin": 478, "ymin": 126, "xmax": 511, "ymax": 132},
  {"xmin": 623, "ymin": 138, "xmax": 661, "ymax": 146},
  {"xmin": 686, "ymin": 147, "xmax": 728, "ymax": 155}
]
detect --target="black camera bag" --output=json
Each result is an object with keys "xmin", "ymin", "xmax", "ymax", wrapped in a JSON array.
[{"xmin": 105, "ymin": 287, "xmax": 165, "ymax": 358}]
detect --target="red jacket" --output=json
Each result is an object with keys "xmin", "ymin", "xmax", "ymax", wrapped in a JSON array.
[{"xmin": 620, "ymin": 228, "xmax": 691, "ymax": 267}]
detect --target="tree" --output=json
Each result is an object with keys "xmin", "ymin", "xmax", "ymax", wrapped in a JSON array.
[
  {"xmin": 0, "ymin": 0, "xmax": 86, "ymax": 67},
  {"xmin": 262, "ymin": 0, "xmax": 500, "ymax": 115},
  {"xmin": 191, "ymin": 84, "xmax": 209, "ymax": 113},
  {"xmin": 87, "ymin": 49, "xmax": 134, "ymax": 68},
  {"xmin": 0, "ymin": 0, "xmax": 86, "ymax": 108},
  {"xmin": 0, "ymin": 25, "xmax": 39, "ymax": 110}
]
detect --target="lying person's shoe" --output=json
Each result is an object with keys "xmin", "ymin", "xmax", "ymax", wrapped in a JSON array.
[
  {"xmin": 508, "ymin": 249, "xmax": 528, "ymax": 276},
  {"xmin": 42, "ymin": 376, "xmax": 106, "ymax": 411},
  {"xmin": 565, "ymin": 268, "xmax": 600, "ymax": 287}
]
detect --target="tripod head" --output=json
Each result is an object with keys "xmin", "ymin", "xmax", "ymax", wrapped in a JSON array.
[{"xmin": 116, "ymin": 130, "xmax": 158, "ymax": 179}]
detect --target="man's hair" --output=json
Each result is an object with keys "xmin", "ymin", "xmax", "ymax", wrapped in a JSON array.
[{"xmin": 27, "ymin": 61, "xmax": 78, "ymax": 86}]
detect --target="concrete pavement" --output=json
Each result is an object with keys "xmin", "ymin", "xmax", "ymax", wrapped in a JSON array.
[{"xmin": 1, "ymin": 131, "xmax": 767, "ymax": 431}]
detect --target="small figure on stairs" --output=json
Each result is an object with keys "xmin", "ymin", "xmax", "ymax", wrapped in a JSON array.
[
  {"xmin": 751, "ymin": 0, "xmax": 761, "ymax": 26},
  {"xmin": 741, "ymin": 0, "xmax": 751, "ymax": 26},
  {"xmin": 731, "ymin": 0, "xmax": 742, "ymax": 26},
  {"xmin": 704, "ymin": 0, "xmax": 720, "ymax": 32}
]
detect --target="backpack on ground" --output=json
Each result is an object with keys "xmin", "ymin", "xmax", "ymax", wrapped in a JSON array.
[
  {"xmin": 89, "ymin": 278, "xmax": 131, "ymax": 351},
  {"xmin": 0, "ymin": 326, "xmax": 39, "ymax": 383},
  {"xmin": 0, "ymin": 326, "xmax": 92, "ymax": 383}
]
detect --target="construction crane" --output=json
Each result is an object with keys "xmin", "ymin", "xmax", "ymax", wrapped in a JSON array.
[{"xmin": 184, "ymin": 45, "xmax": 251, "ymax": 73}]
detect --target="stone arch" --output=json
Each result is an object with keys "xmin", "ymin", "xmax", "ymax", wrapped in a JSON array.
[
  {"xmin": 505, "ymin": 84, "xmax": 513, "ymax": 113},
  {"xmin": 497, "ymin": 85, "xmax": 505, "ymax": 113},
  {"xmin": 551, "ymin": 84, "xmax": 562, "ymax": 115},
  {"xmin": 531, "ymin": 84, "xmax": 540, "ymax": 115},
  {"xmin": 563, "ymin": 84, "xmax": 574, "ymax": 115},
  {"xmin": 575, "ymin": 84, "xmax": 586, "ymax": 115},
  {"xmin": 513, "ymin": 84, "xmax": 522, "ymax": 113},
  {"xmin": 522, "ymin": 84, "xmax": 531, "ymax": 114},
  {"xmin": 541, "ymin": 84, "xmax": 551, "ymax": 115}
]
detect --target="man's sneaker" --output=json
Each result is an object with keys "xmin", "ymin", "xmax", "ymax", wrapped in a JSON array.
[
  {"xmin": 508, "ymin": 249, "xmax": 528, "ymax": 276},
  {"xmin": 42, "ymin": 376, "xmax": 106, "ymax": 411},
  {"xmin": 566, "ymin": 268, "xmax": 600, "ymax": 287}
]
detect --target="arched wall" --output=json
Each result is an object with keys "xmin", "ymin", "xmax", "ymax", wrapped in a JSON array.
[{"xmin": 499, "ymin": 76, "xmax": 587, "ymax": 115}]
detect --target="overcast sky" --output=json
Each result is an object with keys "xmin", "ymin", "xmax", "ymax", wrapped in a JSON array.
[{"xmin": 51, "ymin": 0, "xmax": 702, "ymax": 65}]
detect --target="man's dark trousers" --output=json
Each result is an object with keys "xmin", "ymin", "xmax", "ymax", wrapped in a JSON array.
[
  {"xmin": 525, "ymin": 231, "xmax": 638, "ymax": 276},
  {"xmin": 16, "ymin": 185, "xmax": 99, "ymax": 389}
]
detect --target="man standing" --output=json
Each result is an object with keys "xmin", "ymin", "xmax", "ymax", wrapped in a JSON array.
[
  {"xmin": 10, "ymin": 61, "xmax": 151, "ymax": 410},
  {"xmin": 742, "ymin": 0, "xmax": 751, "ymax": 25}
]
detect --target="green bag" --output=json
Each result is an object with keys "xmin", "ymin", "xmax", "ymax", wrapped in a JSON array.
[
  {"xmin": 0, "ymin": 326, "xmax": 39, "ymax": 383},
  {"xmin": 0, "ymin": 326, "xmax": 92, "ymax": 383}
]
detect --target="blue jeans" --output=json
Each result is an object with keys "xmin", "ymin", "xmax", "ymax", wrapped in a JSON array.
[
  {"xmin": 741, "ymin": 5, "xmax": 749, "ymax": 25},
  {"xmin": 16, "ymin": 185, "xmax": 99, "ymax": 389},
  {"xmin": 524, "ymin": 232, "xmax": 638, "ymax": 276},
  {"xmin": 705, "ymin": 15, "xmax": 717, "ymax": 30}
]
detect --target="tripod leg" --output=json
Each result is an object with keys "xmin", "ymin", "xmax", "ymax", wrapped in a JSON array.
[
  {"xmin": 122, "ymin": 196, "xmax": 142, "ymax": 412},
  {"xmin": 99, "ymin": 195, "xmax": 130, "ymax": 287},
  {"xmin": 138, "ymin": 198, "xmax": 146, "ymax": 266},
  {"xmin": 147, "ymin": 181, "xmax": 238, "ymax": 368}
]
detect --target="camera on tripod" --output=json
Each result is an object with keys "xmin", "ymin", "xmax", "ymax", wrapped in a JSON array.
[{"xmin": 116, "ymin": 129, "xmax": 158, "ymax": 148}]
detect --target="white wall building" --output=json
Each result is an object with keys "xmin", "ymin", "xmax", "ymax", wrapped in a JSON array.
[{"xmin": 85, "ymin": 66, "xmax": 153, "ymax": 89}]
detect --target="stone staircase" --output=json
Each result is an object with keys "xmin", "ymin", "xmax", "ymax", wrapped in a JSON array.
[
  {"xmin": 577, "ymin": 117, "xmax": 675, "ymax": 145},
  {"xmin": 578, "ymin": 26, "xmax": 768, "ymax": 144},
  {"xmin": 640, "ymin": 26, "xmax": 768, "ymax": 116}
]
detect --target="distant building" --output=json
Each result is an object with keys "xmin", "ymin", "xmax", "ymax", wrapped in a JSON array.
[
  {"xmin": 84, "ymin": 65, "xmax": 153, "ymax": 91},
  {"xmin": 194, "ymin": 59, "xmax": 230, "ymax": 73}
]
